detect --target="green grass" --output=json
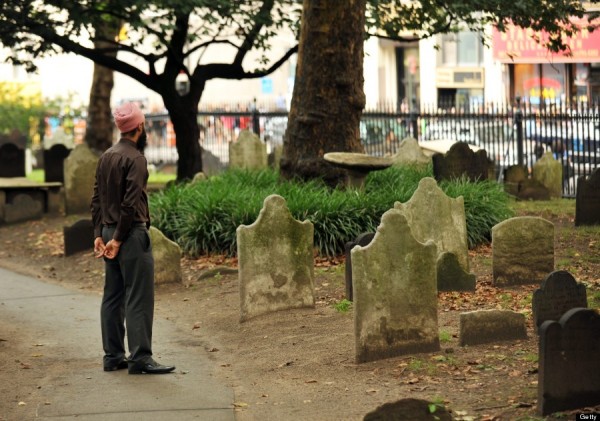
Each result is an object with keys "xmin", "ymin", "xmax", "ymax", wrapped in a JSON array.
[
  {"xmin": 510, "ymin": 197, "xmax": 575, "ymax": 218},
  {"xmin": 333, "ymin": 299, "xmax": 352, "ymax": 313},
  {"xmin": 439, "ymin": 330, "xmax": 452, "ymax": 343},
  {"xmin": 27, "ymin": 168, "xmax": 176, "ymax": 184}
]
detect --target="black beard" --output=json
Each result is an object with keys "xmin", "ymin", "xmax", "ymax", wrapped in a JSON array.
[{"xmin": 137, "ymin": 129, "xmax": 147, "ymax": 152}]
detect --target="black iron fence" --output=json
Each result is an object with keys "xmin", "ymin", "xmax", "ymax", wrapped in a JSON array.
[{"xmin": 144, "ymin": 101, "xmax": 600, "ymax": 197}]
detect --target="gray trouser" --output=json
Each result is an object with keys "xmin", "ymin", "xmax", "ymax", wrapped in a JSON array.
[{"xmin": 101, "ymin": 225, "xmax": 154, "ymax": 366}]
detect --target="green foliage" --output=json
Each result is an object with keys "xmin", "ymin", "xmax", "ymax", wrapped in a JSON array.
[
  {"xmin": 333, "ymin": 299, "xmax": 352, "ymax": 313},
  {"xmin": 150, "ymin": 168, "xmax": 513, "ymax": 257}
]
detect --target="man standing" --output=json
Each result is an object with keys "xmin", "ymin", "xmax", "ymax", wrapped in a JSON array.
[{"xmin": 90, "ymin": 102, "xmax": 175, "ymax": 375}]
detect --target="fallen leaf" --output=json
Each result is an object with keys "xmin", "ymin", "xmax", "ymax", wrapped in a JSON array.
[
  {"xmin": 208, "ymin": 347, "xmax": 219, "ymax": 352},
  {"xmin": 305, "ymin": 379, "xmax": 317, "ymax": 384},
  {"xmin": 365, "ymin": 389, "xmax": 378, "ymax": 394},
  {"xmin": 18, "ymin": 402, "xmax": 26, "ymax": 406},
  {"xmin": 30, "ymin": 354, "xmax": 43, "ymax": 358},
  {"xmin": 192, "ymin": 322, "xmax": 201, "ymax": 330},
  {"xmin": 233, "ymin": 402, "xmax": 248, "ymax": 408}
]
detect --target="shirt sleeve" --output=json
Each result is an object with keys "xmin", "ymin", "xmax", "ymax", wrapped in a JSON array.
[
  {"xmin": 113, "ymin": 155, "xmax": 147, "ymax": 242},
  {"xmin": 90, "ymin": 159, "xmax": 103, "ymax": 238}
]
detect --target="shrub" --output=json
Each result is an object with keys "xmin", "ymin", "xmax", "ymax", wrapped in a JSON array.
[{"xmin": 149, "ymin": 167, "xmax": 512, "ymax": 257}]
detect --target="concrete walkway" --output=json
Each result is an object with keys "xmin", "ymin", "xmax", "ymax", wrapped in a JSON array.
[{"xmin": 0, "ymin": 267, "xmax": 234, "ymax": 420}]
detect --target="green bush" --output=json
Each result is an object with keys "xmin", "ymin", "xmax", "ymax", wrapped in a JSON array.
[{"xmin": 149, "ymin": 167, "xmax": 513, "ymax": 257}]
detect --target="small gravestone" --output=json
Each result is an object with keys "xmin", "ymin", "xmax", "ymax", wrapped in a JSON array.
[
  {"xmin": 63, "ymin": 219, "xmax": 94, "ymax": 256},
  {"xmin": 352, "ymin": 209, "xmax": 439, "ymax": 363},
  {"xmin": 268, "ymin": 144, "xmax": 283, "ymax": 170},
  {"xmin": 391, "ymin": 137, "xmax": 431, "ymax": 169},
  {"xmin": 191, "ymin": 172, "xmax": 207, "ymax": 183},
  {"xmin": 0, "ymin": 143, "xmax": 26, "ymax": 177},
  {"xmin": 532, "ymin": 270, "xmax": 587, "ymax": 331},
  {"xmin": 364, "ymin": 398, "xmax": 452, "ymax": 421},
  {"xmin": 504, "ymin": 165, "xmax": 527, "ymax": 184},
  {"xmin": 503, "ymin": 165, "xmax": 550, "ymax": 200},
  {"xmin": 492, "ymin": 216, "xmax": 554, "ymax": 286},
  {"xmin": 533, "ymin": 152, "xmax": 562, "ymax": 199},
  {"xmin": 538, "ymin": 308, "xmax": 600, "ymax": 416},
  {"xmin": 44, "ymin": 144, "xmax": 72, "ymax": 183},
  {"xmin": 394, "ymin": 177, "xmax": 473, "ymax": 290},
  {"xmin": 437, "ymin": 252, "xmax": 476, "ymax": 292},
  {"xmin": 432, "ymin": 142, "xmax": 494, "ymax": 182},
  {"xmin": 237, "ymin": 195, "xmax": 314, "ymax": 322},
  {"xmin": 201, "ymin": 148, "xmax": 226, "ymax": 177},
  {"xmin": 344, "ymin": 232, "xmax": 375, "ymax": 301},
  {"xmin": 575, "ymin": 168, "xmax": 600, "ymax": 226},
  {"xmin": 149, "ymin": 226, "xmax": 182, "ymax": 284},
  {"xmin": 3, "ymin": 193, "xmax": 43, "ymax": 224},
  {"xmin": 63, "ymin": 144, "xmax": 99, "ymax": 215},
  {"xmin": 229, "ymin": 130, "xmax": 267, "ymax": 170},
  {"xmin": 459, "ymin": 309, "xmax": 527, "ymax": 346},
  {"xmin": 43, "ymin": 127, "xmax": 74, "ymax": 150}
]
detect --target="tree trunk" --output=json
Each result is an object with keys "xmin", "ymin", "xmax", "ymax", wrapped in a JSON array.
[{"xmin": 280, "ymin": 0, "xmax": 366, "ymax": 186}]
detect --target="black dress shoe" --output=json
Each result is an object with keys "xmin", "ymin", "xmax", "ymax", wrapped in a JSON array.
[
  {"xmin": 103, "ymin": 360, "xmax": 129, "ymax": 372},
  {"xmin": 128, "ymin": 358, "xmax": 175, "ymax": 374}
]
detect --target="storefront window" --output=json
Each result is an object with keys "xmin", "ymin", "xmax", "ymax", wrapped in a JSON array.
[{"xmin": 514, "ymin": 63, "xmax": 566, "ymax": 105}]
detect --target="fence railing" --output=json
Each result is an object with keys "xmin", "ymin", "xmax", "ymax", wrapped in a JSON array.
[{"xmin": 144, "ymin": 101, "xmax": 600, "ymax": 198}]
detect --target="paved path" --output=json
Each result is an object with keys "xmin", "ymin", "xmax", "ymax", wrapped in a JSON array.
[{"xmin": 0, "ymin": 267, "xmax": 234, "ymax": 420}]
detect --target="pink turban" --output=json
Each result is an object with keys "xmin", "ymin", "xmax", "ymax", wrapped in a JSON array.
[{"xmin": 113, "ymin": 102, "xmax": 145, "ymax": 133}]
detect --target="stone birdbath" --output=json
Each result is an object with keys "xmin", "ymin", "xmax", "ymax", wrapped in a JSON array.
[{"xmin": 323, "ymin": 152, "xmax": 393, "ymax": 189}]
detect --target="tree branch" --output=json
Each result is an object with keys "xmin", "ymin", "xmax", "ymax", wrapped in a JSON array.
[{"xmin": 233, "ymin": 0, "xmax": 275, "ymax": 66}]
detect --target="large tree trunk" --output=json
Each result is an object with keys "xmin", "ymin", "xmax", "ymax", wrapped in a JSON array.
[{"xmin": 280, "ymin": 0, "xmax": 366, "ymax": 186}]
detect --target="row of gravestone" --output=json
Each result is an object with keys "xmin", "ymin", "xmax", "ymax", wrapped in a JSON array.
[{"xmin": 0, "ymin": 142, "xmax": 72, "ymax": 182}]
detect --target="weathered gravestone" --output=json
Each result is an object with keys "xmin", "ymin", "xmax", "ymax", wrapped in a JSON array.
[
  {"xmin": 363, "ymin": 398, "xmax": 452, "ymax": 421},
  {"xmin": 503, "ymin": 165, "xmax": 550, "ymax": 201},
  {"xmin": 538, "ymin": 308, "xmax": 600, "ymax": 416},
  {"xmin": 432, "ymin": 141, "xmax": 494, "ymax": 182},
  {"xmin": 63, "ymin": 219, "xmax": 94, "ymax": 256},
  {"xmin": 44, "ymin": 144, "xmax": 72, "ymax": 183},
  {"xmin": 459, "ymin": 309, "xmax": 527, "ymax": 346},
  {"xmin": 352, "ymin": 209, "xmax": 439, "ymax": 363},
  {"xmin": 394, "ymin": 177, "xmax": 474, "ymax": 291},
  {"xmin": 575, "ymin": 168, "xmax": 600, "ymax": 226},
  {"xmin": 3, "ymin": 193, "xmax": 43, "ymax": 224},
  {"xmin": 201, "ymin": 148, "xmax": 226, "ymax": 177},
  {"xmin": 344, "ymin": 232, "xmax": 375, "ymax": 301},
  {"xmin": 237, "ymin": 195, "xmax": 314, "ymax": 322},
  {"xmin": 532, "ymin": 270, "xmax": 587, "ymax": 332},
  {"xmin": 0, "ymin": 143, "xmax": 26, "ymax": 177},
  {"xmin": 191, "ymin": 172, "xmax": 207, "ymax": 184},
  {"xmin": 268, "ymin": 144, "xmax": 283, "ymax": 170},
  {"xmin": 533, "ymin": 152, "xmax": 562, "ymax": 199},
  {"xmin": 43, "ymin": 127, "xmax": 75, "ymax": 150},
  {"xmin": 63, "ymin": 144, "xmax": 99, "ymax": 214},
  {"xmin": 149, "ymin": 226, "xmax": 182, "ymax": 284},
  {"xmin": 229, "ymin": 129, "xmax": 267, "ymax": 170},
  {"xmin": 492, "ymin": 216, "xmax": 554, "ymax": 286},
  {"xmin": 391, "ymin": 137, "xmax": 431, "ymax": 169}
]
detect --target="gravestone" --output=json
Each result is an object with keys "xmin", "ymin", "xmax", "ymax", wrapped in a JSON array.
[
  {"xmin": 437, "ymin": 252, "xmax": 476, "ymax": 292},
  {"xmin": 503, "ymin": 165, "xmax": 550, "ymax": 200},
  {"xmin": 44, "ymin": 144, "xmax": 72, "ymax": 183},
  {"xmin": 394, "ymin": 177, "xmax": 473, "ymax": 290},
  {"xmin": 432, "ymin": 142, "xmax": 494, "ymax": 182},
  {"xmin": 3, "ymin": 193, "xmax": 43, "ymax": 224},
  {"xmin": 63, "ymin": 219, "xmax": 94, "ymax": 256},
  {"xmin": 43, "ymin": 127, "xmax": 74, "ymax": 149},
  {"xmin": 237, "ymin": 195, "xmax": 314, "ymax": 322},
  {"xmin": 229, "ymin": 129, "xmax": 267, "ymax": 170},
  {"xmin": 0, "ymin": 190, "xmax": 5, "ymax": 222},
  {"xmin": 149, "ymin": 226, "xmax": 182, "ymax": 284},
  {"xmin": 344, "ymin": 232, "xmax": 375, "ymax": 301},
  {"xmin": 533, "ymin": 152, "xmax": 562, "ymax": 199},
  {"xmin": 532, "ymin": 270, "xmax": 587, "ymax": 331},
  {"xmin": 63, "ymin": 144, "xmax": 99, "ymax": 214},
  {"xmin": 268, "ymin": 144, "xmax": 283, "ymax": 170},
  {"xmin": 352, "ymin": 209, "xmax": 439, "ymax": 363},
  {"xmin": 0, "ymin": 129, "xmax": 26, "ymax": 148},
  {"xmin": 201, "ymin": 148, "xmax": 226, "ymax": 177},
  {"xmin": 492, "ymin": 216, "xmax": 554, "ymax": 286},
  {"xmin": 538, "ymin": 308, "xmax": 600, "ymax": 416},
  {"xmin": 575, "ymin": 168, "xmax": 600, "ymax": 226},
  {"xmin": 191, "ymin": 172, "xmax": 207, "ymax": 183},
  {"xmin": 364, "ymin": 398, "xmax": 452, "ymax": 421},
  {"xmin": 459, "ymin": 309, "xmax": 527, "ymax": 346},
  {"xmin": 0, "ymin": 143, "xmax": 26, "ymax": 177},
  {"xmin": 391, "ymin": 137, "xmax": 431, "ymax": 169}
]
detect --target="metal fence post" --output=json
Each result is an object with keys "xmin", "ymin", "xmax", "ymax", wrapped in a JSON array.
[
  {"xmin": 515, "ymin": 96, "xmax": 524, "ymax": 167},
  {"xmin": 252, "ymin": 97, "xmax": 260, "ymax": 136},
  {"xmin": 410, "ymin": 98, "xmax": 419, "ymax": 139}
]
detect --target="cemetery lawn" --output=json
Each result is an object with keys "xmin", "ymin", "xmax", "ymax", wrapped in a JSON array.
[{"xmin": 0, "ymin": 198, "xmax": 599, "ymax": 421}]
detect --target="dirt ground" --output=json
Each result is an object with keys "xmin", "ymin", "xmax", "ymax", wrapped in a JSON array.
[{"xmin": 0, "ymin": 210, "xmax": 599, "ymax": 421}]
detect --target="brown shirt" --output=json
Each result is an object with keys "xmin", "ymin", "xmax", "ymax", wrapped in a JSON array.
[{"xmin": 90, "ymin": 138, "xmax": 150, "ymax": 242}]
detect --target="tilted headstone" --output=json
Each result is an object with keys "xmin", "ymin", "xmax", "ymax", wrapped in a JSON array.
[
  {"xmin": 44, "ymin": 144, "xmax": 72, "ymax": 183},
  {"xmin": 575, "ymin": 168, "xmax": 600, "ymax": 226},
  {"xmin": 344, "ymin": 232, "xmax": 375, "ymax": 301},
  {"xmin": 201, "ymin": 148, "xmax": 226, "ymax": 177},
  {"xmin": 43, "ymin": 127, "xmax": 75, "ymax": 150},
  {"xmin": 394, "ymin": 177, "xmax": 474, "ymax": 291},
  {"xmin": 237, "ymin": 195, "xmax": 314, "ymax": 322},
  {"xmin": 533, "ymin": 152, "xmax": 562, "ymax": 199},
  {"xmin": 364, "ymin": 398, "xmax": 452, "ymax": 421},
  {"xmin": 391, "ymin": 137, "xmax": 431, "ymax": 169},
  {"xmin": 3, "ymin": 193, "xmax": 43, "ymax": 224},
  {"xmin": 492, "ymin": 216, "xmax": 554, "ymax": 286},
  {"xmin": 63, "ymin": 219, "xmax": 94, "ymax": 256},
  {"xmin": 149, "ymin": 226, "xmax": 182, "ymax": 284},
  {"xmin": 63, "ymin": 144, "xmax": 99, "ymax": 215},
  {"xmin": 538, "ymin": 308, "xmax": 600, "ymax": 416},
  {"xmin": 532, "ymin": 270, "xmax": 587, "ymax": 331},
  {"xmin": 437, "ymin": 252, "xmax": 476, "ymax": 292},
  {"xmin": 352, "ymin": 209, "xmax": 439, "ymax": 363},
  {"xmin": 459, "ymin": 309, "xmax": 527, "ymax": 346},
  {"xmin": 432, "ymin": 142, "xmax": 494, "ymax": 182},
  {"xmin": 0, "ymin": 143, "xmax": 26, "ymax": 177},
  {"xmin": 229, "ymin": 129, "xmax": 267, "ymax": 170}
]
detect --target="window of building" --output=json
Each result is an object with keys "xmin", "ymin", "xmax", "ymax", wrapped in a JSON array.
[{"xmin": 441, "ymin": 31, "xmax": 484, "ymax": 67}]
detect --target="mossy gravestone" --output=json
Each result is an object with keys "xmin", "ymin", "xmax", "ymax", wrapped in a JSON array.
[
  {"xmin": 459, "ymin": 309, "xmax": 527, "ymax": 346},
  {"xmin": 237, "ymin": 195, "xmax": 314, "ymax": 322},
  {"xmin": 394, "ymin": 177, "xmax": 474, "ymax": 291},
  {"xmin": 533, "ymin": 152, "xmax": 562, "ymax": 199},
  {"xmin": 149, "ymin": 226, "xmax": 182, "ymax": 284},
  {"xmin": 64, "ymin": 144, "xmax": 99, "ymax": 215},
  {"xmin": 538, "ymin": 308, "xmax": 600, "ymax": 416},
  {"xmin": 229, "ymin": 129, "xmax": 267, "ymax": 170},
  {"xmin": 492, "ymin": 216, "xmax": 554, "ymax": 286},
  {"xmin": 391, "ymin": 137, "xmax": 431, "ymax": 169},
  {"xmin": 352, "ymin": 209, "xmax": 439, "ymax": 363},
  {"xmin": 432, "ymin": 141, "xmax": 494, "ymax": 182},
  {"xmin": 344, "ymin": 232, "xmax": 375, "ymax": 301},
  {"xmin": 575, "ymin": 168, "xmax": 600, "ymax": 226},
  {"xmin": 0, "ymin": 143, "xmax": 25, "ymax": 177}
]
